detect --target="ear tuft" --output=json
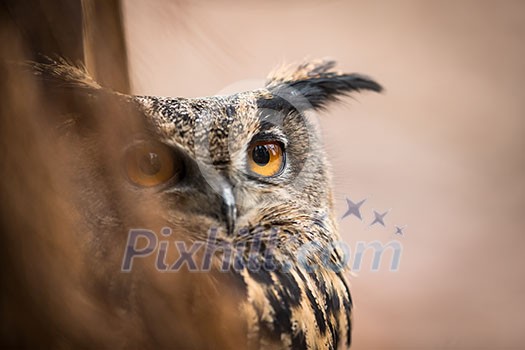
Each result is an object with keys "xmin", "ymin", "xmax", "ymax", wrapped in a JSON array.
[
  {"xmin": 31, "ymin": 56, "xmax": 101, "ymax": 91},
  {"xmin": 263, "ymin": 59, "xmax": 382, "ymax": 111}
]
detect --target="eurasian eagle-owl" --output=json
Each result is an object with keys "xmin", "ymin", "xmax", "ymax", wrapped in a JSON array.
[{"xmin": 1, "ymin": 58, "xmax": 380, "ymax": 349}]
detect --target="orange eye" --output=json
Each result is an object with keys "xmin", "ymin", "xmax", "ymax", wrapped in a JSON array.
[
  {"xmin": 248, "ymin": 141, "xmax": 285, "ymax": 177},
  {"xmin": 124, "ymin": 141, "xmax": 181, "ymax": 187}
]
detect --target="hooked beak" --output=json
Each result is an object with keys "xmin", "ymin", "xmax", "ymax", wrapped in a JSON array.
[{"xmin": 220, "ymin": 184, "xmax": 237, "ymax": 235}]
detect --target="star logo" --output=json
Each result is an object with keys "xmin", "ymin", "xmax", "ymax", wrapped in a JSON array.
[
  {"xmin": 342, "ymin": 197, "xmax": 366, "ymax": 220},
  {"xmin": 370, "ymin": 210, "xmax": 389, "ymax": 227},
  {"xmin": 394, "ymin": 225, "xmax": 406, "ymax": 236}
]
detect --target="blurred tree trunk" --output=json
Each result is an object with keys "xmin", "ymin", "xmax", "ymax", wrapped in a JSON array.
[
  {"xmin": 0, "ymin": 0, "xmax": 130, "ymax": 93},
  {"xmin": 0, "ymin": 1, "xmax": 130, "ymax": 348}
]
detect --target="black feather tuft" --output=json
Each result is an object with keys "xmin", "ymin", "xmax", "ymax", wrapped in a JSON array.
[{"xmin": 260, "ymin": 59, "xmax": 382, "ymax": 112}]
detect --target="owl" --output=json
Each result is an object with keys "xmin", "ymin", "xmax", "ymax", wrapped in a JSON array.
[{"xmin": 0, "ymin": 57, "xmax": 380, "ymax": 349}]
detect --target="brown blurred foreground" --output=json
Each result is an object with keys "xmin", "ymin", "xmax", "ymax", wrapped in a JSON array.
[{"xmin": 0, "ymin": 2, "xmax": 246, "ymax": 349}]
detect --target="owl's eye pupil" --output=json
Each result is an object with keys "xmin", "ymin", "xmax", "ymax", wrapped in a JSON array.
[
  {"xmin": 247, "ymin": 140, "xmax": 285, "ymax": 177},
  {"xmin": 139, "ymin": 152, "xmax": 162, "ymax": 175},
  {"xmin": 252, "ymin": 145, "xmax": 270, "ymax": 166}
]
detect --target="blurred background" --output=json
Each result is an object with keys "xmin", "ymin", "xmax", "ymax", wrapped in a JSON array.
[{"xmin": 123, "ymin": 1, "xmax": 525, "ymax": 348}]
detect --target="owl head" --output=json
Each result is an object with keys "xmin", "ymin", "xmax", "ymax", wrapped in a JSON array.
[
  {"xmin": 137, "ymin": 60, "xmax": 381, "ymax": 240},
  {"xmin": 34, "ymin": 58, "xmax": 380, "ymax": 242}
]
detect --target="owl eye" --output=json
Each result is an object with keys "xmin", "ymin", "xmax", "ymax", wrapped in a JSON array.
[
  {"xmin": 124, "ymin": 141, "xmax": 182, "ymax": 187},
  {"xmin": 248, "ymin": 141, "xmax": 285, "ymax": 177}
]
